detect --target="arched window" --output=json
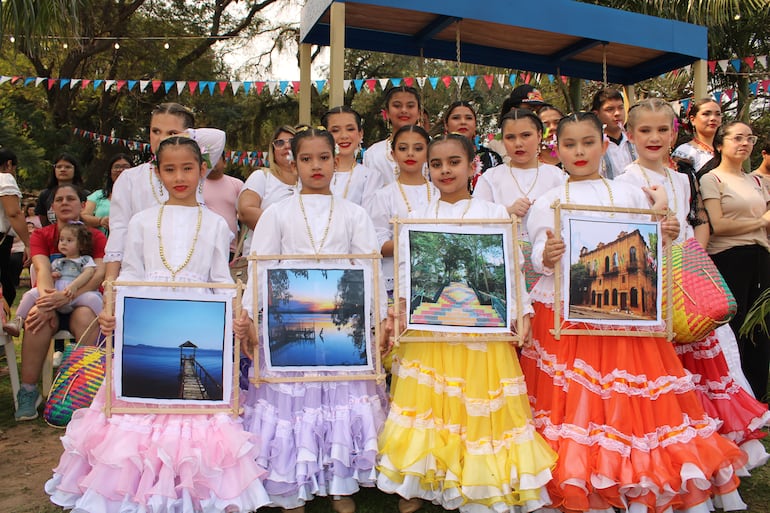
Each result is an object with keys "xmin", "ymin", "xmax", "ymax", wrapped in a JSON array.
[
  {"xmin": 603, "ymin": 289, "xmax": 610, "ymax": 306},
  {"xmin": 604, "ymin": 256, "xmax": 610, "ymax": 273},
  {"xmin": 612, "ymin": 289, "xmax": 618, "ymax": 306},
  {"xmin": 592, "ymin": 290, "xmax": 597, "ymax": 305},
  {"xmin": 630, "ymin": 287, "xmax": 638, "ymax": 307},
  {"xmin": 629, "ymin": 246, "xmax": 637, "ymax": 264}
]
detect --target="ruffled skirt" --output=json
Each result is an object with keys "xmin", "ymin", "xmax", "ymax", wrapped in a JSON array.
[
  {"xmin": 377, "ymin": 333, "xmax": 556, "ymax": 513},
  {"xmin": 45, "ymin": 386, "xmax": 269, "ymax": 513},
  {"xmin": 675, "ymin": 331, "xmax": 770, "ymax": 472},
  {"xmin": 241, "ymin": 369, "xmax": 387, "ymax": 509},
  {"xmin": 519, "ymin": 303, "xmax": 748, "ymax": 513}
]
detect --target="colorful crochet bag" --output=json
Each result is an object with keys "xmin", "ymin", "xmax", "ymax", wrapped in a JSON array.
[
  {"xmin": 662, "ymin": 238, "xmax": 736, "ymax": 343},
  {"xmin": 43, "ymin": 339, "xmax": 105, "ymax": 428},
  {"xmin": 518, "ymin": 240, "xmax": 539, "ymax": 292}
]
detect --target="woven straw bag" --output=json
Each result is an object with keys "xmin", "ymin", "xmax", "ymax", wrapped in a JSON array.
[
  {"xmin": 662, "ymin": 238, "xmax": 736, "ymax": 343},
  {"xmin": 43, "ymin": 336, "xmax": 105, "ymax": 428}
]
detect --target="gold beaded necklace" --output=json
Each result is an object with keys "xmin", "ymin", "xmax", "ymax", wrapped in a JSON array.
[
  {"xmin": 157, "ymin": 203, "xmax": 203, "ymax": 281},
  {"xmin": 298, "ymin": 195, "xmax": 334, "ymax": 254},
  {"xmin": 396, "ymin": 178, "xmax": 432, "ymax": 214},
  {"xmin": 635, "ymin": 162, "xmax": 678, "ymax": 215},
  {"xmin": 564, "ymin": 177, "xmax": 615, "ymax": 210},
  {"xmin": 149, "ymin": 164, "xmax": 165, "ymax": 204},
  {"xmin": 508, "ymin": 162, "xmax": 539, "ymax": 200}
]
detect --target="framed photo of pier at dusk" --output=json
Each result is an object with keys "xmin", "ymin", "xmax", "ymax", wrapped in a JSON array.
[
  {"xmin": 109, "ymin": 286, "xmax": 235, "ymax": 410},
  {"xmin": 261, "ymin": 264, "xmax": 374, "ymax": 374}
]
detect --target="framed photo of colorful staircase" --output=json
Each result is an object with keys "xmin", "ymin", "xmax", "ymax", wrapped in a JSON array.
[{"xmin": 392, "ymin": 218, "xmax": 525, "ymax": 342}]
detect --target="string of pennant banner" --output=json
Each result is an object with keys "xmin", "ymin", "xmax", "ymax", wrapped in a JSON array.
[{"xmin": 2, "ymin": 52, "xmax": 768, "ymax": 101}]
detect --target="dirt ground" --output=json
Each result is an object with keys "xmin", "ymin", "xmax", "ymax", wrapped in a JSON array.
[{"xmin": 0, "ymin": 421, "xmax": 63, "ymax": 513}]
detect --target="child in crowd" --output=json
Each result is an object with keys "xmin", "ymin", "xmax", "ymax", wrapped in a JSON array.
[
  {"xmin": 322, "ymin": 106, "xmax": 381, "ymax": 205},
  {"xmin": 368, "ymin": 124, "xmax": 438, "ymax": 294},
  {"xmin": 473, "ymin": 108, "xmax": 565, "ymax": 241},
  {"xmin": 591, "ymin": 88, "xmax": 636, "ymax": 178},
  {"xmin": 618, "ymin": 98, "xmax": 770, "ymax": 471},
  {"xmin": 5, "ymin": 223, "xmax": 100, "ymax": 336},
  {"xmin": 377, "ymin": 133, "xmax": 556, "ymax": 513},
  {"xmin": 537, "ymin": 104, "xmax": 564, "ymax": 167},
  {"xmin": 46, "ymin": 136, "xmax": 268, "ymax": 513},
  {"xmin": 235, "ymin": 127, "xmax": 387, "ymax": 513},
  {"xmin": 363, "ymin": 85, "xmax": 423, "ymax": 186},
  {"xmin": 520, "ymin": 112, "xmax": 747, "ymax": 512},
  {"xmin": 441, "ymin": 100, "xmax": 503, "ymax": 190}
]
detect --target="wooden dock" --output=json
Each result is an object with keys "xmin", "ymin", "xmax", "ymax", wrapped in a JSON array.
[{"xmin": 180, "ymin": 355, "xmax": 209, "ymax": 400}]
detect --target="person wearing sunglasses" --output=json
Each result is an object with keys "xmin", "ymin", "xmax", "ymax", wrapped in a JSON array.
[{"xmin": 238, "ymin": 125, "xmax": 299, "ymax": 235}]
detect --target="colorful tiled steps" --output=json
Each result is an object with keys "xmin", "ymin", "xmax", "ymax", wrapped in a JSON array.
[{"xmin": 411, "ymin": 282, "xmax": 504, "ymax": 327}]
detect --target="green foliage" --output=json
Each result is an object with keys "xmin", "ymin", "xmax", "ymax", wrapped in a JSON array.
[{"xmin": 739, "ymin": 286, "xmax": 770, "ymax": 342}]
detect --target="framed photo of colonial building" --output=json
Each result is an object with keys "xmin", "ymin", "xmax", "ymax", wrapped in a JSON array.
[
  {"xmin": 563, "ymin": 214, "xmax": 662, "ymax": 326},
  {"xmin": 549, "ymin": 201, "xmax": 672, "ymax": 340}
]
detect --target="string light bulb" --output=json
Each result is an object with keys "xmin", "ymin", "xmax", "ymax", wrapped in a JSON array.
[
  {"xmin": 734, "ymin": 13, "xmax": 741, "ymax": 20},
  {"xmin": 114, "ymin": 42, "xmax": 120, "ymax": 49},
  {"xmin": 164, "ymin": 42, "xmax": 170, "ymax": 50},
  {"xmin": 9, "ymin": 36, "xmax": 15, "ymax": 43},
  {"xmin": 63, "ymin": 42, "xmax": 68, "ymax": 49}
]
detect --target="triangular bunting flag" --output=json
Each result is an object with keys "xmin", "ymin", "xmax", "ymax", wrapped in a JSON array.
[
  {"xmin": 745, "ymin": 56, "xmax": 755, "ymax": 69},
  {"xmin": 139, "ymin": 80, "xmax": 149, "ymax": 92},
  {"xmin": 730, "ymin": 58, "xmax": 742, "ymax": 71},
  {"xmin": 256, "ymin": 82, "xmax": 265, "ymax": 95},
  {"xmin": 680, "ymin": 98, "xmax": 690, "ymax": 114},
  {"xmin": 59, "ymin": 78, "xmax": 70, "ymax": 89},
  {"xmin": 467, "ymin": 75, "xmax": 477, "ymax": 90},
  {"xmin": 35, "ymin": 77, "xmax": 46, "ymax": 87},
  {"xmin": 175, "ymin": 81, "xmax": 186, "ymax": 94},
  {"xmin": 714, "ymin": 91, "xmax": 723, "ymax": 103},
  {"xmin": 93, "ymin": 79, "xmax": 103, "ymax": 90},
  {"xmin": 717, "ymin": 59, "xmax": 728, "ymax": 72},
  {"xmin": 0, "ymin": 76, "xmax": 10, "ymax": 86},
  {"xmin": 152, "ymin": 80, "xmax": 162, "ymax": 92},
  {"xmin": 23, "ymin": 77, "xmax": 33, "ymax": 87},
  {"xmin": 391, "ymin": 78, "xmax": 402, "ymax": 87},
  {"xmin": 708, "ymin": 60, "xmax": 717, "ymax": 73},
  {"xmin": 483, "ymin": 75, "xmax": 494, "ymax": 89},
  {"xmin": 561, "ymin": 76, "xmax": 568, "ymax": 84},
  {"xmin": 353, "ymin": 79, "xmax": 364, "ymax": 92},
  {"xmin": 547, "ymin": 74, "xmax": 555, "ymax": 83},
  {"xmin": 378, "ymin": 78, "xmax": 389, "ymax": 90},
  {"xmin": 188, "ymin": 81, "xmax": 198, "ymax": 94},
  {"xmin": 403, "ymin": 77, "xmax": 414, "ymax": 87},
  {"xmin": 757, "ymin": 56, "xmax": 768, "ymax": 69},
  {"xmin": 127, "ymin": 80, "xmax": 137, "ymax": 91},
  {"xmin": 231, "ymin": 81, "xmax": 242, "ymax": 94},
  {"xmin": 366, "ymin": 79, "xmax": 376, "ymax": 92},
  {"xmin": 162, "ymin": 81, "xmax": 173, "ymax": 93},
  {"xmin": 243, "ymin": 81, "xmax": 253, "ymax": 94},
  {"xmin": 104, "ymin": 80, "xmax": 116, "ymax": 91},
  {"xmin": 453, "ymin": 76, "xmax": 464, "ymax": 88},
  {"xmin": 723, "ymin": 88, "xmax": 733, "ymax": 100},
  {"xmin": 116, "ymin": 80, "xmax": 127, "ymax": 91},
  {"xmin": 343, "ymin": 79, "xmax": 352, "ymax": 92},
  {"xmin": 427, "ymin": 77, "xmax": 437, "ymax": 89},
  {"xmin": 524, "ymin": 73, "xmax": 531, "ymax": 84},
  {"xmin": 70, "ymin": 78, "xmax": 80, "ymax": 89},
  {"xmin": 218, "ymin": 81, "xmax": 228, "ymax": 94},
  {"xmin": 46, "ymin": 78, "xmax": 57, "ymax": 90},
  {"xmin": 497, "ymin": 74, "xmax": 506, "ymax": 88},
  {"xmin": 441, "ymin": 76, "xmax": 452, "ymax": 89},
  {"xmin": 278, "ymin": 80, "xmax": 289, "ymax": 93},
  {"xmin": 509, "ymin": 74, "xmax": 516, "ymax": 86},
  {"xmin": 315, "ymin": 80, "xmax": 326, "ymax": 92},
  {"xmin": 291, "ymin": 81, "xmax": 300, "ymax": 93},
  {"xmin": 416, "ymin": 76, "xmax": 426, "ymax": 88},
  {"xmin": 267, "ymin": 81, "xmax": 279, "ymax": 94},
  {"xmin": 81, "ymin": 79, "xmax": 92, "ymax": 89},
  {"xmin": 763, "ymin": 80, "xmax": 770, "ymax": 93},
  {"xmin": 749, "ymin": 82, "xmax": 758, "ymax": 96},
  {"xmin": 10, "ymin": 76, "xmax": 20, "ymax": 84}
]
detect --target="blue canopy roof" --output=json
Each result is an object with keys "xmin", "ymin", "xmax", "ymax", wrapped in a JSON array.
[{"xmin": 300, "ymin": 0, "xmax": 707, "ymax": 84}]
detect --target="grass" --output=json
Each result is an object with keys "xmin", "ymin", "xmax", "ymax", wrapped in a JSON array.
[{"xmin": 1, "ymin": 280, "xmax": 770, "ymax": 512}]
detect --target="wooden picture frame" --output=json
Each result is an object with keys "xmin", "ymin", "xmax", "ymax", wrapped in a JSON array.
[
  {"xmin": 248, "ymin": 253, "xmax": 386, "ymax": 385},
  {"xmin": 551, "ymin": 202, "xmax": 673, "ymax": 340},
  {"xmin": 392, "ymin": 217, "xmax": 524, "ymax": 345},
  {"xmin": 103, "ymin": 281, "xmax": 242, "ymax": 417}
]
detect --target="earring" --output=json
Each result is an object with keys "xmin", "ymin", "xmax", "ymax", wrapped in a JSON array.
[
  {"xmin": 157, "ymin": 175, "xmax": 164, "ymax": 198},
  {"xmin": 355, "ymin": 143, "xmax": 362, "ymax": 160},
  {"xmin": 198, "ymin": 179, "xmax": 204, "ymax": 195},
  {"xmin": 335, "ymin": 143, "xmax": 341, "ymax": 156}
]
